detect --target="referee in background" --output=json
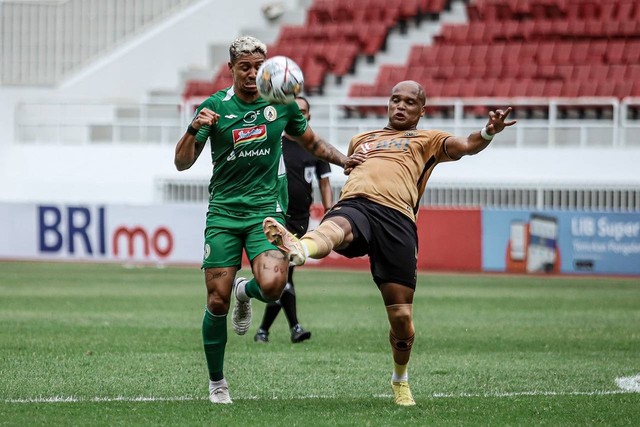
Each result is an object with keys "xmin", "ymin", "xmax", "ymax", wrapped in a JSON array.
[{"xmin": 255, "ymin": 96, "xmax": 333, "ymax": 343}]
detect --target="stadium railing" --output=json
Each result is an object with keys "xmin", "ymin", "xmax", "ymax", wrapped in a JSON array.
[
  {"xmin": 14, "ymin": 96, "xmax": 640, "ymax": 148},
  {"xmin": 156, "ymin": 177, "xmax": 640, "ymax": 212}
]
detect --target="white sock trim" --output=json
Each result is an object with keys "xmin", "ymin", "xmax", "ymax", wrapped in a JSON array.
[
  {"xmin": 209, "ymin": 378, "xmax": 227, "ymax": 388},
  {"xmin": 235, "ymin": 279, "xmax": 250, "ymax": 302},
  {"xmin": 204, "ymin": 307, "xmax": 226, "ymax": 318},
  {"xmin": 301, "ymin": 241, "xmax": 310, "ymax": 258},
  {"xmin": 392, "ymin": 373, "xmax": 408, "ymax": 382}
]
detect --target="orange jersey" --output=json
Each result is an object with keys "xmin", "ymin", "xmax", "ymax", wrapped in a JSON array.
[{"xmin": 341, "ymin": 128, "xmax": 453, "ymax": 222}]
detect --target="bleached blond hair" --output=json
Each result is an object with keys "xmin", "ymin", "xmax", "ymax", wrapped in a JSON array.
[{"xmin": 229, "ymin": 36, "xmax": 267, "ymax": 63}]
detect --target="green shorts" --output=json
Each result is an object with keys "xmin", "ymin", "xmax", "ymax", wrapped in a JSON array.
[{"xmin": 201, "ymin": 210, "xmax": 286, "ymax": 269}]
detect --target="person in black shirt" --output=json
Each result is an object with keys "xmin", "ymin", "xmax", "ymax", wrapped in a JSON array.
[{"xmin": 255, "ymin": 96, "xmax": 333, "ymax": 343}]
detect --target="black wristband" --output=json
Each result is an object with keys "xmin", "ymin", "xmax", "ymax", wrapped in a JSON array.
[{"xmin": 187, "ymin": 124, "xmax": 198, "ymax": 136}]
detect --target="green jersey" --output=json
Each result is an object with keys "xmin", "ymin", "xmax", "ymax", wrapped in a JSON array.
[{"xmin": 195, "ymin": 87, "xmax": 308, "ymax": 215}]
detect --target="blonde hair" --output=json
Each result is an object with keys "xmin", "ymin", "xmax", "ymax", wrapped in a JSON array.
[{"xmin": 229, "ymin": 36, "xmax": 267, "ymax": 63}]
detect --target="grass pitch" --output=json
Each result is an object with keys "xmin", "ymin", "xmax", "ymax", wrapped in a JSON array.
[{"xmin": 0, "ymin": 262, "xmax": 638, "ymax": 426}]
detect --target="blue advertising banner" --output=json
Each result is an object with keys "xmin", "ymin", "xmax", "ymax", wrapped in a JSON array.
[{"xmin": 482, "ymin": 209, "xmax": 640, "ymax": 275}]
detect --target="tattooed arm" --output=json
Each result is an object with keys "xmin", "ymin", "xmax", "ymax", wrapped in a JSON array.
[{"xmin": 292, "ymin": 126, "xmax": 365, "ymax": 174}]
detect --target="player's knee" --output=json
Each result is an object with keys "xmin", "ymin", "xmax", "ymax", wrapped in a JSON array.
[
  {"xmin": 261, "ymin": 284, "xmax": 285, "ymax": 302},
  {"xmin": 207, "ymin": 292, "xmax": 230, "ymax": 315},
  {"xmin": 386, "ymin": 303, "xmax": 413, "ymax": 328},
  {"xmin": 254, "ymin": 275, "xmax": 287, "ymax": 301}
]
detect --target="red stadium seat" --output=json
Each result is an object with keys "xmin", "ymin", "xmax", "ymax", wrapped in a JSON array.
[
  {"xmin": 584, "ymin": 64, "xmax": 605, "ymax": 82},
  {"xmin": 526, "ymin": 80, "xmax": 546, "ymax": 97},
  {"xmin": 595, "ymin": 81, "xmax": 616, "ymax": 97},
  {"xmin": 346, "ymin": 0, "xmax": 636, "ymax": 106},
  {"xmin": 545, "ymin": 80, "xmax": 563, "ymax": 98},
  {"xmin": 606, "ymin": 65, "xmax": 626, "ymax": 82},
  {"xmin": 605, "ymin": 41, "xmax": 625, "ymax": 64},
  {"xmin": 614, "ymin": 81, "xmax": 634, "ymax": 98},
  {"xmin": 561, "ymin": 81, "xmax": 582, "ymax": 97}
]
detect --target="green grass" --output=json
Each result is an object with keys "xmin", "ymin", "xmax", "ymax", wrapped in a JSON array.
[{"xmin": 0, "ymin": 262, "xmax": 639, "ymax": 426}]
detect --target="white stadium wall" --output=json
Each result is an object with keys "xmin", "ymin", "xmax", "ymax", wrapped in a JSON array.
[{"xmin": 0, "ymin": 144, "xmax": 639, "ymax": 205}]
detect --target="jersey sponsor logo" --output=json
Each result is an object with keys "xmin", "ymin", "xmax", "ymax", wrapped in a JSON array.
[
  {"xmin": 361, "ymin": 139, "xmax": 411, "ymax": 152},
  {"xmin": 264, "ymin": 106, "xmax": 277, "ymax": 122},
  {"xmin": 232, "ymin": 124, "xmax": 267, "ymax": 145},
  {"xmin": 404, "ymin": 131, "xmax": 417, "ymax": 137},
  {"xmin": 226, "ymin": 147, "xmax": 271, "ymax": 162},
  {"xmin": 237, "ymin": 147, "xmax": 271, "ymax": 158},
  {"xmin": 243, "ymin": 111, "xmax": 259, "ymax": 123}
]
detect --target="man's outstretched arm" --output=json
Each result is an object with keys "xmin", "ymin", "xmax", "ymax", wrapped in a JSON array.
[{"xmin": 445, "ymin": 107, "xmax": 517, "ymax": 160}]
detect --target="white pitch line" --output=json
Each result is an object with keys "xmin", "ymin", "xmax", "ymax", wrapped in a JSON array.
[
  {"xmin": 4, "ymin": 389, "xmax": 638, "ymax": 404},
  {"xmin": 616, "ymin": 374, "xmax": 640, "ymax": 392},
  {"xmin": 4, "ymin": 395, "xmax": 204, "ymax": 404}
]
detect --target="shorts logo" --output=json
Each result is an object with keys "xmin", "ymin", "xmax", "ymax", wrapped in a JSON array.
[
  {"xmin": 264, "ymin": 106, "xmax": 277, "ymax": 122},
  {"xmin": 232, "ymin": 125, "xmax": 267, "ymax": 145}
]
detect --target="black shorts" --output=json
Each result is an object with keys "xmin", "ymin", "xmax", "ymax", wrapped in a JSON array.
[
  {"xmin": 324, "ymin": 198, "xmax": 418, "ymax": 289},
  {"xmin": 286, "ymin": 216, "xmax": 309, "ymax": 238}
]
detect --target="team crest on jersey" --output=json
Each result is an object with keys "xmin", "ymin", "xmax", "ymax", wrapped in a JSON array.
[
  {"xmin": 264, "ymin": 106, "xmax": 277, "ymax": 122},
  {"xmin": 232, "ymin": 125, "xmax": 267, "ymax": 145}
]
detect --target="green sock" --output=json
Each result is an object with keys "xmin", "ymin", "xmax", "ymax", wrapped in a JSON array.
[
  {"xmin": 244, "ymin": 278, "xmax": 269, "ymax": 303},
  {"xmin": 202, "ymin": 309, "xmax": 227, "ymax": 381}
]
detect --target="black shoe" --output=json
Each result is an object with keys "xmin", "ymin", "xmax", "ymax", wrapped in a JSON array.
[
  {"xmin": 290, "ymin": 324, "xmax": 311, "ymax": 343},
  {"xmin": 254, "ymin": 330, "xmax": 269, "ymax": 343}
]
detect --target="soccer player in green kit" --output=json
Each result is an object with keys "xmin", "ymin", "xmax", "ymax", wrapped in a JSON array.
[{"xmin": 174, "ymin": 35, "xmax": 364, "ymax": 404}]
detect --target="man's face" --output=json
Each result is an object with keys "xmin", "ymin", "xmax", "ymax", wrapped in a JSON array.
[
  {"xmin": 230, "ymin": 53, "xmax": 265, "ymax": 96},
  {"xmin": 295, "ymin": 98, "xmax": 310, "ymax": 121},
  {"xmin": 387, "ymin": 84, "xmax": 425, "ymax": 131}
]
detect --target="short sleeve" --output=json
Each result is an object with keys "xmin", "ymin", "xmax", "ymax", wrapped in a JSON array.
[
  {"xmin": 194, "ymin": 98, "xmax": 216, "ymax": 143},
  {"xmin": 284, "ymin": 102, "xmax": 308, "ymax": 137},
  {"xmin": 315, "ymin": 160, "xmax": 332, "ymax": 179},
  {"xmin": 426, "ymin": 130, "xmax": 454, "ymax": 163}
]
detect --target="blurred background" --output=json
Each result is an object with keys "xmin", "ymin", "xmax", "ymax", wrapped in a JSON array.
[{"xmin": 1, "ymin": 0, "xmax": 639, "ymax": 274}]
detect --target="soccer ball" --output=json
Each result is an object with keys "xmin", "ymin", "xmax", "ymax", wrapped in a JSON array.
[{"xmin": 256, "ymin": 56, "xmax": 304, "ymax": 104}]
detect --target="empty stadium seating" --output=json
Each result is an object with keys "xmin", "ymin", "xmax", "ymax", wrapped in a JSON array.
[
  {"xmin": 348, "ymin": 0, "xmax": 640, "ymax": 118},
  {"xmin": 181, "ymin": 0, "xmax": 450, "ymax": 99},
  {"xmin": 182, "ymin": 0, "xmax": 639, "ymax": 121}
]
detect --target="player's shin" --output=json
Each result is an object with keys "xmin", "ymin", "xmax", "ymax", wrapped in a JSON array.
[
  {"xmin": 202, "ymin": 308, "xmax": 228, "ymax": 381},
  {"xmin": 242, "ymin": 278, "xmax": 270, "ymax": 303},
  {"xmin": 386, "ymin": 304, "xmax": 415, "ymax": 378},
  {"xmin": 300, "ymin": 220, "xmax": 345, "ymax": 258}
]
